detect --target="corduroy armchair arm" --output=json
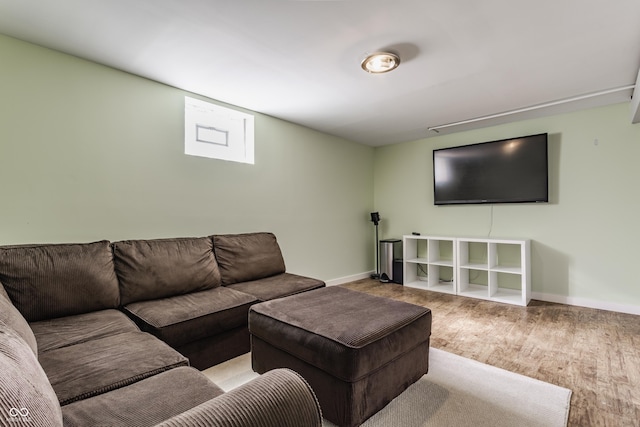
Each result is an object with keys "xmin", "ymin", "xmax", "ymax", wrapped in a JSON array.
[{"xmin": 155, "ymin": 368, "xmax": 322, "ymax": 427}]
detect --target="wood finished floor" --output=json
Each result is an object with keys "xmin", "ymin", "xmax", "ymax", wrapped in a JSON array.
[{"xmin": 341, "ymin": 279, "xmax": 640, "ymax": 427}]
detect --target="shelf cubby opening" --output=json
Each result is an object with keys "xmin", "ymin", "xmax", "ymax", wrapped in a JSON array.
[
  {"xmin": 459, "ymin": 240, "xmax": 489, "ymax": 269},
  {"xmin": 492, "ymin": 243, "xmax": 523, "ymax": 272},
  {"xmin": 427, "ymin": 264, "xmax": 454, "ymax": 289},
  {"xmin": 458, "ymin": 268, "xmax": 488, "ymax": 298},
  {"xmin": 415, "ymin": 263, "xmax": 429, "ymax": 281},
  {"xmin": 428, "ymin": 239, "xmax": 454, "ymax": 265},
  {"xmin": 404, "ymin": 263, "xmax": 456, "ymax": 295},
  {"xmin": 490, "ymin": 272, "xmax": 525, "ymax": 304},
  {"xmin": 415, "ymin": 238, "xmax": 428, "ymax": 260},
  {"xmin": 493, "ymin": 271, "xmax": 522, "ymax": 291}
]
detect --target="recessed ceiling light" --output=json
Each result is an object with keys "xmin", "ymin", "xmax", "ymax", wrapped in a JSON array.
[{"xmin": 361, "ymin": 52, "xmax": 400, "ymax": 74}]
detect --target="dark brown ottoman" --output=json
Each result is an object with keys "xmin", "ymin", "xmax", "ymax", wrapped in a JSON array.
[{"xmin": 249, "ymin": 286, "xmax": 432, "ymax": 427}]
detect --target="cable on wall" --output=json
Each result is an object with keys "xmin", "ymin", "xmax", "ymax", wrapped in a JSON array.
[
  {"xmin": 487, "ymin": 205, "xmax": 494, "ymax": 237},
  {"xmin": 427, "ymin": 85, "xmax": 635, "ymax": 133}
]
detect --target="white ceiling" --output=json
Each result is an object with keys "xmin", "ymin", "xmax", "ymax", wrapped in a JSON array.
[{"xmin": 1, "ymin": 0, "xmax": 639, "ymax": 146}]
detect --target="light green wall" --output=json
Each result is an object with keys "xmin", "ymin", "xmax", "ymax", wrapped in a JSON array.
[
  {"xmin": 0, "ymin": 34, "xmax": 374, "ymax": 281},
  {"xmin": 374, "ymin": 103, "xmax": 640, "ymax": 307},
  {"xmin": 3, "ymin": 33, "xmax": 639, "ymax": 306}
]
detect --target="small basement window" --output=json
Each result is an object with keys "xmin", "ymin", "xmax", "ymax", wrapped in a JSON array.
[{"xmin": 184, "ymin": 96, "xmax": 254, "ymax": 164}]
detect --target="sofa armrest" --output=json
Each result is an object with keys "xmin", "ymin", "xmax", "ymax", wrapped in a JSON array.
[{"xmin": 155, "ymin": 368, "xmax": 322, "ymax": 427}]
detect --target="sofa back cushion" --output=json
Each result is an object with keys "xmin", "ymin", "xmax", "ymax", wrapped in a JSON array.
[
  {"xmin": 0, "ymin": 324, "xmax": 63, "ymax": 426},
  {"xmin": 0, "ymin": 241, "xmax": 120, "ymax": 322},
  {"xmin": 213, "ymin": 232, "xmax": 286, "ymax": 285},
  {"xmin": 0, "ymin": 281, "xmax": 38, "ymax": 355},
  {"xmin": 113, "ymin": 237, "xmax": 221, "ymax": 305}
]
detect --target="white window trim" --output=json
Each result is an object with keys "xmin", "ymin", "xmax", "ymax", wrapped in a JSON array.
[{"xmin": 184, "ymin": 96, "xmax": 255, "ymax": 164}]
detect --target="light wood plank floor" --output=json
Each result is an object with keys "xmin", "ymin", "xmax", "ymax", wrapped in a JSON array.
[{"xmin": 342, "ymin": 279, "xmax": 640, "ymax": 427}]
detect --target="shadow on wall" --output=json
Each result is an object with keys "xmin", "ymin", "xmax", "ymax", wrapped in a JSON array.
[
  {"xmin": 531, "ymin": 241, "xmax": 570, "ymax": 297},
  {"xmin": 548, "ymin": 132, "xmax": 561, "ymax": 205}
]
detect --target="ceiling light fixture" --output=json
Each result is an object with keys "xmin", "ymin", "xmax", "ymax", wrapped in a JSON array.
[{"xmin": 361, "ymin": 52, "xmax": 400, "ymax": 74}]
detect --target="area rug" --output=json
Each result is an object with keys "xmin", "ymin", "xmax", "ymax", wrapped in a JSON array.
[{"xmin": 203, "ymin": 348, "xmax": 572, "ymax": 427}]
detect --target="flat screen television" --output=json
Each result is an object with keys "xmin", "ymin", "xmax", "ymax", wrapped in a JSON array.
[{"xmin": 433, "ymin": 133, "xmax": 548, "ymax": 205}]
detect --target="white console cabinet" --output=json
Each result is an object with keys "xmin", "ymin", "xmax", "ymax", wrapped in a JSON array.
[{"xmin": 403, "ymin": 235, "xmax": 531, "ymax": 306}]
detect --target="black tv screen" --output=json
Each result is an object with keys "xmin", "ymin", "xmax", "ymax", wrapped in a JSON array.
[{"xmin": 433, "ymin": 133, "xmax": 548, "ymax": 205}]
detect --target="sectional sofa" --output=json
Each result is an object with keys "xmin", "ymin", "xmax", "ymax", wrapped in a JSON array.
[{"xmin": 0, "ymin": 232, "xmax": 325, "ymax": 426}]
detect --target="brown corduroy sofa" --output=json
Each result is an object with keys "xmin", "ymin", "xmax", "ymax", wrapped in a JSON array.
[{"xmin": 0, "ymin": 232, "xmax": 325, "ymax": 427}]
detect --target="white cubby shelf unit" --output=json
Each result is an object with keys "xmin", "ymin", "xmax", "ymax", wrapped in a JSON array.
[
  {"xmin": 403, "ymin": 235, "xmax": 457, "ymax": 295},
  {"xmin": 403, "ymin": 235, "xmax": 531, "ymax": 306}
]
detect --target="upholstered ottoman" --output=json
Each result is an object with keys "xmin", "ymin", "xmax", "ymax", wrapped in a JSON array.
[{"xmin": 249, "ymin": 286, "xmax": 432, "ymax": 427}]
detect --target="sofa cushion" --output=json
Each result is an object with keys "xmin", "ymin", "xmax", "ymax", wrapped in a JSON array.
[
  {"xmin": 0, "ymin": 325, "xmax": 63, "ymax": 427},
  {"xmin": 38, "ymin": 331, "xmax": 188, "ymax": 405},
  {"xmin": 225, "ymin": 273, "xmax": 325, "ymax": 302},
  {"xmin": 123, "ymin": 287, "xmax": 257, "ymax": 348},
  {"xmin": 31, "ymin": 309, "xmax": 139, "ymax": 353},
  {"xmin": 113, "ymin": 237, "xmax": 222, "ymax": 305},
  {"xmin": 62, "ymin": 366, "xmax": 223, "ymax": 427},
  {"xmin": 213, "ymin": 232, "xmax": 286, "ymax": 285},
  {"xmin": 0, "ymin": 241, "xmax": 120, "ymax": 322},
  {"xmin": 0, "ymin": 281, "xmax": 38, "ymax": 354}
]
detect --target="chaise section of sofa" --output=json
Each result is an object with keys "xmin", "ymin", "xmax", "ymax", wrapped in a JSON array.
[
  {"xmin": 214, "ymin": 232, "xmax": 326, "ymax": 301},
  {"xmin": 113, "ymin": 237, "xmax": 259, "ymax": 369},
  {"xmin": 39, "ymin": 331, "xmax": 189, "ymax": 405},
  {"xmin": 1, "ymin": 297, "xmax": 322, "ymax": 427},
  {"xmin": 62, "ymin": 367, "xmax": 323, "ymax": 427},
  {"xmin": 60, "ymin": 366, "xmax": 224, "ymax": 426}
]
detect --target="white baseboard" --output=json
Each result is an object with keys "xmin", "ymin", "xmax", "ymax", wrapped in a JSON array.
[
  {"xmin": 531, "ymin": 292, "xmax": 640, "ymax": 316},
  {"xmin": 324, "ymin": 274, "xmax": 640, "ymax": 316},
  {"xmin": 325, "ymin": 271, "xmax": 374, "ymax": 287}
]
